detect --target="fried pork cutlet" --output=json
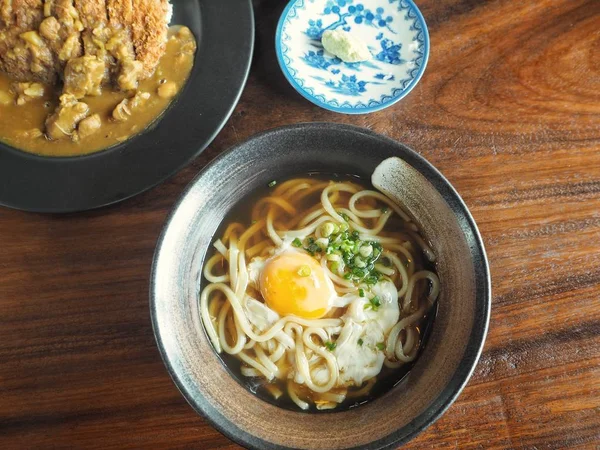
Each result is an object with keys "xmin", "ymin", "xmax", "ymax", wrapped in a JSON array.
[{"xmin": 0, "ymin": 0, "xmax": 172, "ymax": 87}]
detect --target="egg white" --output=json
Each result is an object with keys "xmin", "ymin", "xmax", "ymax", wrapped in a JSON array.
[
  {"xmin": 333, "ymin": 281, "xmax": 399, "ymax": 386},
  {"xmin": 247, "ymin": 235, "xmax": 298, "ymax": 287}
]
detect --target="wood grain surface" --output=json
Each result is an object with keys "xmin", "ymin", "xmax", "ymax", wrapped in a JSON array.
[{"xmin": 1, "ymin": 0, "xmax": 599, "ymax": 448}]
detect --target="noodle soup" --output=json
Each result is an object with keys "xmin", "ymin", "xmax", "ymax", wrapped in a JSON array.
[{"xmin": 200, "ymin": 174, "xmax": 439, "ymax": 411}]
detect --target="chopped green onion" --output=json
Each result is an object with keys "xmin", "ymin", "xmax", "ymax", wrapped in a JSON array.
[
  {"xmin": 381, "ymin": 206, "xmax": 389, "ymax": 213},
  {"xmin": 297, "ymin": 265, "xmax": 311, "ymax": 277},
  {"xmin": 304, "ymin": 237, "xmax": 321, "ymax": 255},
  {"xmin": 341, "ymin": 242, "xmax": 354, "ymax": 253},
  {"xmin": 325, "ymin": 341, "xmax": 336, "ymax": 351},
  {"xmin": 354, "ymin": 256, "xmax": 367, "ymax": 268},
  {"xmin": 251, "ymin": 220, "xmax": 257, "ymax": 224},
  {"xmin": 320, "ymin": 222, "xmax": 335, "ymax": 237},
  {"xmin": 365, "ymin": 273, "xmax": 380, "ymax": 286},
  {"xmin": 338, "ymin": 212, "xmax": 349, "ymax": 222},
  {"xmin": 358, "ymin": 288, "xmax": 365, "ymax": 297},
  {"xmin": 294, "ymin": 223, "xmax": 384, "ymax": 288},
  {"xmin": 371, "ymin": 296, "xmax": 381, "ymax": 309},
  {"xmin": 352, "ymin": 267, "xmax": 367, "ymax": 278},
  {"xmin": 357, "ymin": 338, "xmax": 364, "ymax": 346},
  {"xmin": 268, "ymin": 180, "xmax": 277, "ymax": 187},
  {"xmin": 316, "ymin": 238, "xmax": 329, "ymax": 250},
  {"xmin": 376, "ymin": 343, "xmax": 385, "ymax": 351},
  {"xmin": 364, "ymin": 295, "xmax": 381, "ymax": 311},
  {"xmin": 359, "ymin": 245, "xmax": 373, "ymax": 258}
]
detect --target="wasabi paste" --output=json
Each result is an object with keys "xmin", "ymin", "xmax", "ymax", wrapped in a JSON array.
[{"xmin": 321, "ymin": 29, "xmax": 371, "ymax": 63}]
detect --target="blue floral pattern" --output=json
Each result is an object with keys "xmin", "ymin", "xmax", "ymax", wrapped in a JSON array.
[
  {"xmin": 375, "ymin": 38, "xmax": 405, "ymax": 65},
  {"xmin": 276, "ymin": 0, "xmax": 429, "ymax": 113},
  {"xmin": 306, "ymin": 19, "xmax": 325, "ymax": 39},
  {"xmin": 304, "ymin": 0, "xmax": 397, "ymax": 39},
  {"xmin": 302, "ymin": 49, "xmax": 338, "ymax": 69},
  {"xmin": 325, "ymin": 74, "xmax": 368, "ymax": 96},
  {"xmin": 375, "ymin": 73, "xmax": 395, "ymax": 81}
]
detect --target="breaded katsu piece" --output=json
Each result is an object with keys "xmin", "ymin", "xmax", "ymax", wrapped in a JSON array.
[
  {"xmin": 127, "ymin": 0, "xmax": 171, "ymax": 78},
  {"xmin": 0, "ymin": 0, "xmax": 53, "ymax": 83},
  {"xmin": 74, "ymin": 0, "xmax": 109, "ymax": 28},
  {"xmin": 0, "ymin": 0, "xmax": 173, "ymax": 141},
  {"xmin": 0, "ymin": 0, "xmax": 171, "ymax": 86}
]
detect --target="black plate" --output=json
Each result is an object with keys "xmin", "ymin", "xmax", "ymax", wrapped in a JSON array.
[{"xmin": 0, "ymin": 0, "xmax": 254, "ymax": 213}]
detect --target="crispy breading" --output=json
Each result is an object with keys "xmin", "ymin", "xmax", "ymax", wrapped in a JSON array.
[
  {"xmin": 128, "ymin": 0, "xmax": 169, "ymax": 77},
  {"xmin": 75, "ymin": 0, "xmax": 108, "ymax": 28},
  {"xmin": 107, "ymin": 0, "xmax": 132, "ymax": 29}
]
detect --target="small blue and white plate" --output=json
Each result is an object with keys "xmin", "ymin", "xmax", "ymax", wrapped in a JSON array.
[{"xmin": 276, "ymin": 0, "xmax": 429, "ymax": 114}]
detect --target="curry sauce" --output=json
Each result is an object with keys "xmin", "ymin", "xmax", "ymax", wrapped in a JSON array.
[{"xmin": 0, "ymin": 26, "xmax": 195, "ymax": 157}]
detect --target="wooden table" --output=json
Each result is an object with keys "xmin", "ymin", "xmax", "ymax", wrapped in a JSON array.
[{"xmin": 1, "ymin": 0, "xmax": 599, "ymax": 448}]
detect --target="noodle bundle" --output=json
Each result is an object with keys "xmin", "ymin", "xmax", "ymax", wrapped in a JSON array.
[{"xmin": 200, "ymin": 178, "xmax": 440, "ymax": 410}]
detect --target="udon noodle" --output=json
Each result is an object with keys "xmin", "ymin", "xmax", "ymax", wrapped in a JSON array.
[{"xmin": 200, "ymin": 177, "xmax": 440, "ymax": 410}]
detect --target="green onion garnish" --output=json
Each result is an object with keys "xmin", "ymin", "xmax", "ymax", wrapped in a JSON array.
[
  {"xmin": 364, "ymin": 295, "xmax": 381, "ymax": 311},
  {"xmin": 338, "ymin": 211, "xmax": 349, "ymax": 222},
  {"xmin": 320, "ymin": 222, "xmax": 335, "ymax": 237},
  {"xmin": 297, "ymin": 265, "xmax": 311, "ymax": 277}
]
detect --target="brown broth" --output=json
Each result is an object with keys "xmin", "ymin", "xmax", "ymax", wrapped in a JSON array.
[
  {"xmin": 0, "ymin": 26, "xmax": 195, "ymax": 157},
  {"xmin": 202, "ymin": 173, "xmax": 438, "ymax": 412}
]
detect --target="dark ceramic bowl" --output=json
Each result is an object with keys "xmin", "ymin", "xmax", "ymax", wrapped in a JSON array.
[{"xmin": 150, "ymin": 123, "xmax": 491, "ymax": 449}]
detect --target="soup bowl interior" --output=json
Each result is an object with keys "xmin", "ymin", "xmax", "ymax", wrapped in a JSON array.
[{"xmin": 151, "ymin": 123, "xmax": 490, "ymax": 450}]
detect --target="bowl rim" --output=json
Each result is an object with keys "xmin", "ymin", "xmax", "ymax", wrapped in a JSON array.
[
  {"xmin": 150, "ymin": 122, "xmax": 491, "ymax": 450},
  {"xmin": 274, "ymin": 0, "xmax": 431, "ymax": 115}
]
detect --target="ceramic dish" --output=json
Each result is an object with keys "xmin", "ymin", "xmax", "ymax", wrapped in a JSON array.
[
  {"xmin": 150, "ymin": 123, "xmax": 491, "ymax": 449},
  {"xmin": 0, "ymin": 0, "xmax": 253, "ymax": 213},
  {"xmin": 276, "ymin": 0, "xmax": 429, "ymax": 114}
]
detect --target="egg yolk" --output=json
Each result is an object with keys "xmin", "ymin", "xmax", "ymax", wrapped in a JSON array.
[{"xmin": 259, "ymin": 252, "xmax": 332, "ymax": 319}]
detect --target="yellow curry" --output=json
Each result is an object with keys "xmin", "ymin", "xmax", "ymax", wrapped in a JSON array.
[{"xmin": 0, "ymin": 26, "xmax": 195, "ymax": 157}]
